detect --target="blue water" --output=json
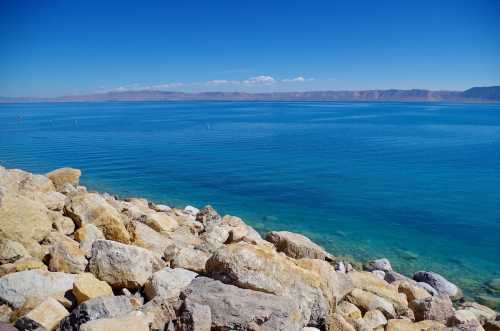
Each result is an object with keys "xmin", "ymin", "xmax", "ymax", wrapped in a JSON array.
[{"xmin": 1, "ymin": 101, "xmax": 499, "ymax": 301}]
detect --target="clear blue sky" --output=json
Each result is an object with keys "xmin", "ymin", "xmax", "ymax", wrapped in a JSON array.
[{"xmin": 1, "ymin": 0, "xmax": 499, "ymax": 97}]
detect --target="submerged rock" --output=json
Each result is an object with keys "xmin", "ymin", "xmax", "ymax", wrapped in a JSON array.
[{"xmin": 180, "ymin": 277, "xmax": 304, "ymax": 331}]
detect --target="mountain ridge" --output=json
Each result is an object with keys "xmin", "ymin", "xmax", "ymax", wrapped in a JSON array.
[{"xmin": 1, "ymin": 86, "xmax": 499, "ymax": 103}]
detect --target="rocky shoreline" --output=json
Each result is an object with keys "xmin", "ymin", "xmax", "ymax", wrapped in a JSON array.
[{"xmin": 0, "ymin": 165, "xmax": 498, "ymax": 331}]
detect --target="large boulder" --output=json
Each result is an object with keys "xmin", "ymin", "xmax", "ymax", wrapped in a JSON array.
[
  {"xmin": 74, "ymin": 224, "xmax": 104, "ymax": 257},
  {"xmin": 49, "ymin": 211, "xmax": 75, "ymax": 235},
  {"xmin": 176, "ymin": 299, "xmax": 211, "ymax": 331},
  {"xmin": 363, "ymin": 309, "xmax": 388, "ymax": 330},
  {"xmin": 459, "ymin": 302, "xmax": 497, "ymax": 325},
  {"xmin": 47, "ymin": 233, "xmax": 88, "ymax": 273},
  {"xmin": 46, "ymin": 168, "xmax": 81, "ymax": 190},
  {"xmin": 88, "ymin": 239, "xmax": 155, "ymax": 289},
  {"xmin": 385, "ymin": 319, "xmax": 445, "ymax": 331},
  {"xmin": 448, "ymin": 309, "xmax": 485, "ymax": 330},
  {"xmin": 0, "ymin": 270, "xmax": 75, "ymax": 309},
  {"xmin": 266, "ymin": 231, "xmax": 332, "ymax": 260},
  {"xmin": 413, "ymin": 271, "xmax": 463, "ymax": 300},
  {"xmin": 325, "ymin": 313, "xmax": 356, "ymax": 331},
  {"xmin": 206, "ymin": 241, "xmax": 346, "ymax": 326},
  {"xmin": 64, "ymin": 193, "xmax": 130, "ymax": 243},
  {"xmin": 0, "ymin": 194, "xmax": 52, "ymax": 248},
  {"xmin": 348, "ymin": 271, "xmax": 408, "ymax": 315},
  {"xmin": 59, "ymin": 295, "xmax": 134, "ymax": 331},
  {"xmin": 14, "ymin": 297, "xmax": 68, "ymax": 331},
  {"xmin": 79, "ymin": 312, "xmax": 151, "ymax": 331},
  {"xmin": 179, "ymin": 277, "xmax": 304, "ymax": 331},
  {"xmin": 72, "ymin": 273, "xmax": 113, "ymax": 304},
  {"xmin": 140, "ymin": 296, "xmax": 176, "ymax": 331},
  {"xmin": 195, "ymin": 205, "xmax": 221, "ymax": 228},
  {"xmin": 409, "ymin": 295, "xmax": 454, "ymax": 323},
  {"xmin": 346, "ymin": 288, "xmax": 396, "ymax": 319},
  {"xmin": 126, "ymin": 221, "xmax": 175, "ymax": 257},
  {"xmin": 171, "ymin": 247, "xmax": 210, "ymax": 273},
  {"xmin": 364, "ymin": 258, "xmax": 393, "ymax": 272},
  {"xmin": 395, "ymin": 281, "xmax": 432, "ymax": 302},
  {"xmin": 144, "ymin": 267, "xmax": 197, "ymax": 301},
  {"xmin": 0, "ymin": 239, "xmax": 29, "ymax": 264}
]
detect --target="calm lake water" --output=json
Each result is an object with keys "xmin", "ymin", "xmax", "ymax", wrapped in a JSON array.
[{"xmin": 1, "ymin": 101, "xmax": 499, "ymax": 302}]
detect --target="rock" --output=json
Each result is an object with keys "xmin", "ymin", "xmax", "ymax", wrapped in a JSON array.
[
  {"xmin": 143, "ymin": 212, "xmax": 179, "ymax": 233},
  {"xmin": 348, "ymin": 271, "xmax": 408, "ymax": 315},
  {"xmin": 486, "ymin": 279, "xmax": 500, "ymax": 292},
  {"xmin": 0, "ymin": 270, "xmax": 75, "ymax": 309},
  {"xmin": 11, "ymin": 257, "xmax": 47, "ymax": 273},
  {"xmin": 79, "ymin": 312, "xmax": 151, "ymax": 331},
  {"xmin": 397, "ymin": 281, "xmax": 432, "ymax": 302},
  {"xmin": 206, "ymin": 241, "xmax": 342, "ymax": 326},
  {"xmin": 385, "ymin": 271, "xmax": 414, "ymax": 284},
  {"xmin": 74, "ymin": 224, "xmax": 104, "ymax": 257},
  {"xmin": 46, "ymin": 168, "xmax": 81, "ymax": 190},
  {"xmin": 0, "ymin": 322, "xmax": 18, "ymax": 331},
  {"xmin": 184, "ymin": 206, "xmax": 199, "ymax": 216},
  {"xmin": 59, "ymin": 295, "xmax": 134, "ymax": 331},
  {"xmin": 151, "ymin": 204, "xmax": 171, "ymax": 213},
  {"xmin": 337, "ymin": 301, "xmax": 362, "ymax": 320},
  {"xmin": 48, "ymin": 234, "xmax": 88, "ymax": 273},
  {"xmin": 385, "ymin": 319, "xmax": 445, "ymax": 331},
  {"xmin": 484, "ymin": 320, "xmax": 500, "ymax": 331},
  {"xmin": 0, "ymin": 169, "xmax": 55, "ymax": 197},
  {"xmin": 0, "ymin": 194, "xmax": 52, "ymax": 247},
  {"xmin": 365, "ymin": 258, "xmax": 393, "ymax": 272},
  {"xmin": 413, "ymin": 271, "xmax": 463, "ymax": 300},
  {"xmin": 126, "ymin": 221, "xmax": 175, "ymax": 257},
  {"xmin": 88, "ymin": 239, "xmax": 155, "ymax": 289},
  {"xmin": 176, "ymin": 299, "xmax": 211, "ymax": 331},
  {"xmin": 64, "ymin": 193, "xmax": 130, "ymax": 243},
  {"xmin": 417, "ymin": 282, "xmax": 440, "ymax": 296},
  {"xmin": 459, "ymin": 302, "xmax": 497, "ymax": 325},
  {"xmin": 265, "ymin": 230, "xmax": 332, "ymax": 260},
  {"xmin": 409, "ymin": 295, "xmax": 454, "ymax": 323},
  {"xmin": 347, "ymin": 288, "xmax": 396, "ymax": 319},
  {"xmin": 0, "ymin": 239, "xmax": 29, "ymax": 264},
  {"xmin": 14, "ymin": 297, "xmax": 68, "ymax": 331},
  {"xmin": 448, "ymin": 309, "xmax": 484, "ymax": 330},
  {"xmin": 171, "ymin": 247, "xmax": 210, "ymax": 273},
  {"xmin": 140, "ymin": 297, "xmax": 175, "ymax": 331},
  {"xmin": 303, "ymin": 328, "xmax": 321, "ymax": 331},
  {"xmin": 477, "ymin": 295, "xmax": 500, "ymax": 311},
  {"xmin": 372, "ymin": 270, "xmax": 386, "ymax": 279},
  {"xmin": 180, "ymin": 277, "xmax": 304, "ymax": 331},
  {"xmin": 325, "ymin": 313, "xmax": 355, "ymax": 331},
  {"xmin": 144, "ymin": 267, "xmax": 197, "ymax": 301},
  {"xmin": 73, "ymin": 273, "xmax": 113, "ymax": 304},
  {"xmin": 195, "ymin": 205, "xmax": 221, "ymax": 228},
  {"xmin": 363, "ymin": 309, "xmax": 387, "ymax": 329},
  {"xmin": 0, "ymin": 305, "xmax": 12, "ymax": 322},
  {"xmin": 48, "ymin": 211, "xmax": 74, "ymax": 235}
]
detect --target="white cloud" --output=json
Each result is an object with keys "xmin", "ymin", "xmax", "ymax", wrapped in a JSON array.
[
  {"xmin": 243, "ymin": 75, "xmax": 276, "ymax": 85},
  {"xmin": 282, "ymin": 76, "xmax": 314, "ymax": 83}
]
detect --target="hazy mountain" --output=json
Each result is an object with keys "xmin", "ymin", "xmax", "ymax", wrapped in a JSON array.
[{"xmin": 1, "ymin": 86, "xmax": 499, "ymax": 103}]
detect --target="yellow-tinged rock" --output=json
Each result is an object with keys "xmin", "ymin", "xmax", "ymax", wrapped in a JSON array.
[
  {"xmin": 0, "ymin": 193, "xmax": 52, "ymax": 247},
  {"xmin": 73, "ymin": 273, "xmax": 113, "ymax": 304},
  {"xmin": 326, "ymin": 313, "xmax": 356, "ymax": 331},
  {"xmin": 386, "ymin": 319, "xmax": 445, "ymax": 331},
  {"xmin": 14, "ymin": 257, "xmax": 48, "ymax": 272},
  {"xmin": 337, "ymin": 301, "xmax": 362, "ymax": 320},
  {"xmin": 395, "ymin": 281, "xmax": 431, "ymax": 302},
  {"xmin": 14, "ymin": 297, "xmax": 68, "ymax": 331},
  {"xmin": 46, "ymin": 167, "xmax": 81, "ymax": 190},
  {"xmin": 79, "ymin": 312, "xmax": 151, "ymax": 331},
  {"xmin": 348, "ymin": 271, "xmax": 408, "ymax": 314},
  {"xmin": 64, "ymin": 193, "xmax": 130, "ymax": 243}
]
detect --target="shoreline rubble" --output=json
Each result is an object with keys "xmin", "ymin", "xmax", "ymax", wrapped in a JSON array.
[{"xmin": 0, "ymin": 165, "xmax": 498, "ymax": 330}]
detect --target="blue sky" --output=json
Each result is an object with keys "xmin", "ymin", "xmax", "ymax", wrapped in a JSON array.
[{"xmin": 0, "ymin": 0, "xmax": 499, "ymax": 97}]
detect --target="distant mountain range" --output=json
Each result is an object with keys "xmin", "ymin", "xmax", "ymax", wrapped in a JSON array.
[{"xmin": 1, "ymin": 86, "xmax": 499, "ymax": 103}]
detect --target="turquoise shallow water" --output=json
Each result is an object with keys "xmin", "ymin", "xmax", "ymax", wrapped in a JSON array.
[{"xmin": 1, "ymin": 101, "xmax": 499, "ymax": 302}]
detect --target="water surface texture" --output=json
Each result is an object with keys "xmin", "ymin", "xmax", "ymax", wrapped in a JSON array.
[{"xmin": 1, "ymin": 101, "xmax": 499, "ymax": 300}]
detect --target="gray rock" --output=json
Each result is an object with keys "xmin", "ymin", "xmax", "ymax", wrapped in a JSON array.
[
  {"xmin": 140, "ymin": 297, "xmax": 176, "ymax": 331},
  {"xmin": 413, "ymin": 271, "xmax": 463, "ymax": 299},
  {"xmin": 171, "ymin": 247, "xmax": 210, "ymax": 274},
  {"xmin": 365, "ymin": 258, "xmax": 393, "ymax": 272},
  {"xmin": 144, "ymin": 267, "xmax": 198, "ymax": 301},
  {"xmin": 0, "ymin": 270, "xmax": 75, "ymax": 309},
  {"xmin": 88, "ymin": 239, "xmax": 155, "ymax": 289},
  {"xmin": 384, "ymin": 271, "xmax": 413, "ymax": 284},
  {"xmin": 176, "ymin": 299, "xmax": 211, "ymax": 331},
  {"xmin": 194, "ymin": 205, "xmax": 221, "ymax": 228},
  {"xmin": 180, "ymin": 277, "xmax": 304, "ymax": 331},
  {"xmin": 58, "ymin": 295, "xmax": 134, "ymax": 331},
  {"xmin": 409, "ymin": 295, "xmax": 454, "ymax": 323},
  {"xmin": 0, "ymin": 239, "xmax": 29, "ymax": 264},
  {"xmin": 416, "ymin": 281, "xmax": 439, "ymax": 296},
  {"xmin": 0, "ymin": 322, "xmax": 17, "ymax": 331},
  {"xmin": 265, "ymin": 230, "xmax": 332, "ymax": 260}
]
